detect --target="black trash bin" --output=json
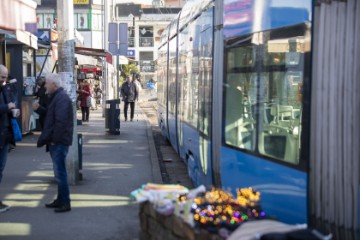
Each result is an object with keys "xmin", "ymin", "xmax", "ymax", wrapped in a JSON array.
[{"xmin": 105, "ymin": 99, "xmax": 120, "ymax": 134}]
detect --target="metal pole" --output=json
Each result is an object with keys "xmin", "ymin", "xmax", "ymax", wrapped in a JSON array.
[
  {"xmin": 102, "ymin": 0, "xmax": 106, "ymax": 116},
  {"xmin": 57, "ymin": 0, "xmax": 79, "ymax": 184},
  {"xmin": 117, "ymin": 54, "xmax": 119, "ymax": 98}
]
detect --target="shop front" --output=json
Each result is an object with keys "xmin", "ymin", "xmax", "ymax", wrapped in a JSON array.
[{"xmin": 0, "ymin": 0, "xmax": 38, "ymax": 134}]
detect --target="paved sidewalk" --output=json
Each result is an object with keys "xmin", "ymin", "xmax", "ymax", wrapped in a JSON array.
[{"xmin": 0, "ymin": 100, "xmax": 161, "ymax": 240}]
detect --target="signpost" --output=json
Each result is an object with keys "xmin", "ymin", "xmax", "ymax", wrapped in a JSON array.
[{"xmin": 108, "ymin": 22, "xmax": 128, "ymax": 98}]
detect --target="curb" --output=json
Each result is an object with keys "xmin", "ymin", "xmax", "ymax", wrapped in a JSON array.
[{"xmin": 138, "ymin": 105, "xmax": 163, "ymax": 184}]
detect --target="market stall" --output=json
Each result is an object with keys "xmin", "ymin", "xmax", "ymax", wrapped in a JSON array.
[{"xmin": 131, "ymin": 184, "xmax": 331, "ymax": 240}]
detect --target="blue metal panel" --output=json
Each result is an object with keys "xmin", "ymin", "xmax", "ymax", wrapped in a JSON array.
[
  {"xmin": 181, "ymin": 123, "xmax": 213, "ymax": 187},
  {"xmin": 220, "ymin": 146, "xmax": 307, "ymax": 224},
  {"xmin": 224, "ymin": 0, "xmax": 311, "ymax": 39}
]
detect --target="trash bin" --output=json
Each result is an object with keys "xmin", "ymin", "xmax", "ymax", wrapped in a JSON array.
[{"xmin": 105, "ymin": 99, "xmax": 120, "ymax": 134}]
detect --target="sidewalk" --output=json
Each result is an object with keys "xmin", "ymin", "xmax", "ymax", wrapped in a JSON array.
[{"xmin": 0, "ymin": 97, "xmax": 161, "ymax": 240}]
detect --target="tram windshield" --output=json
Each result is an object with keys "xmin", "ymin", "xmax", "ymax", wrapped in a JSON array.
[{"xmin": 224, "ymin": 24, "xmax": 310, "ymax": 165}]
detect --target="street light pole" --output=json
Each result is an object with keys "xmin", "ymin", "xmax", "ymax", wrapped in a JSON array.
[{"xmin": 57, "ymin": 0, "xmax": 79, "ymax": 184}]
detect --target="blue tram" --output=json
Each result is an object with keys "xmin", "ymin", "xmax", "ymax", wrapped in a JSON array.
[{"xmin": 156, "ymin": 0, "xmax": 360, "ymax": 234}]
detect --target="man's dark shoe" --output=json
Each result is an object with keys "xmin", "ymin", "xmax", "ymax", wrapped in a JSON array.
[
  {"xmin": 45, "ymin": 200, "xmax": 61, "ymax": 208},
  {"xmin": 0, "ymin": 201, "xmax": 10, "ymax": 213},
  {"xmin": 54, "ymin": 204, "xmax": 71, "ymax": 213}
]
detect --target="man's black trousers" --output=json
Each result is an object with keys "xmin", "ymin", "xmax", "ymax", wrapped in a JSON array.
[{"xmin": 124, "ymin": 101, "xmax": 135, "ymax": 120}]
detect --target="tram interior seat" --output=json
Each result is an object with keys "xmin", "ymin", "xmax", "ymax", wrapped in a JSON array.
[
  {"xmin": 258, "ymin": 126, "xmax": 299, "ymax": 164},
  {"xmin": 271, "ymin": 105, "xmax": 294, "ymax": 121},
  {"xmin": 257, "ymin": 105, "xmax": 300, "ymax": 163}
]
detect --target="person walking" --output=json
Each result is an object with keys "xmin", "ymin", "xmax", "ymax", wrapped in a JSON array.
[
  {"xmin": 34, "ymin": 73, "xmax": 73, "ymax": 213},
  {"xmin": 93, "ymin": 84, "xmax": 102, "ymax": 110},
  {"xmin": 79, "ymin": 80, "xmax": 91, "ymax": 122},
  {"xmin": 0, "ymin": 64, "xmax": 19, "ymax": 213},
  {"xmin": 121, "ymin": 76, "xmax": 138, "ymax": 121}
]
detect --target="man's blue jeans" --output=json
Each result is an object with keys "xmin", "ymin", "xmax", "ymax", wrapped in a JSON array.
[
  {"xmin": 0, "ymin": 143, "xmax": 9, "ymax": 184},
  {"xmin": 49, "ymin": 144, "xmax": 70, "ymax": 205}
]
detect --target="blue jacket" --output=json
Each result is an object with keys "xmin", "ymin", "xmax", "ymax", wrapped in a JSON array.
[{"xmin": 37, "ymin": 88, "xmax": 74, "ymax": 147}]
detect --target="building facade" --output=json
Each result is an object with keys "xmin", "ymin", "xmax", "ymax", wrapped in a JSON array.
[{"xmin": 115, "ymin": 4, "xmax": 181, "ymax": 82}]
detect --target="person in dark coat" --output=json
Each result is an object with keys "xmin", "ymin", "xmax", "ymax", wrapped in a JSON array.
[
  {"xmin": 34, "ymin": 73, "xmax": 74, "ymax": 213},
  {"xmin": 34, "ymin": 77, "xmax": 49, "ymax": 129},
  {"xmin": 0, "ymin": 64, "xmax": 18, "ymax": 213},
  {"xmin": 120, "ymin": 76, "xmax": 138, "ymax": 121}
]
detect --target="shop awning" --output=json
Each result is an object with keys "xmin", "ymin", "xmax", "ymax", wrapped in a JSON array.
[
  {"xmin": 1, "ymin": 29, "xmax": 38, "ymax": 49},
  {"xmin": 75, "ymin": 54, "xmax": 98, "ymax": 66},
  {"xmin": 75, "ymin": 47, "xmax": 114, "ymax": 64}
]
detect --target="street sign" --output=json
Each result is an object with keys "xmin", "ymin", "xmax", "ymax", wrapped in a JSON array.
[
  {"xmin": 127, "ymin": 50, "xmax": 135, "ymax": 57},
  {"xmin": 108, "ymin": 22, "xmax": 128, "ymax": 56},
  {"xmin": 36, "ymin": 30, "xmax": 50, "ymax": 41}
]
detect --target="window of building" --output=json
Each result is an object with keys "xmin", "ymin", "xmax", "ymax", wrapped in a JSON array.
[
  {"xmin": 139, "ymin": 52, "xmax": 155, "ymax": 72},
  {"xmin": 139, "ymin": 26, "xmax": 154, "ymax": 47},
  {"xmin": 75, "ymin": 13, "xmax": 89, "ymax": 30},
  {"xmin": 92, "ymin": 14, "xmax": 103, "ymax": 31}
]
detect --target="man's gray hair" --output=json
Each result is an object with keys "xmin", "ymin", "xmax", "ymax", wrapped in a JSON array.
[
  {"xmin": 46, "ymin": 73, "xmax": 62, "ymax": 88},
  {"xmin": 0, "ymin": 64, "xmax": 8, "ymax": 74}
]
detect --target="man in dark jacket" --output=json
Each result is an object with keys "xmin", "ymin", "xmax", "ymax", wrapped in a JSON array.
[
  {"xmin": 120, "ymin": 76, "xmax": 138, "ymax": 121},
  {"xmin": 0, "ymin": 65, "xmax": 18, "ymax": 213},
  {"xmin": 34, "ymin": 77, "xmax": 48, "ymax": 129},
  {"xmin": 35, "ymin": 73, "xmax": 73, "ymax": 213}
]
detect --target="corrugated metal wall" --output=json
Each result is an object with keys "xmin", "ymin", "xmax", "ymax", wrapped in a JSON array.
[{"xmin": 310, "ymin": 0, "xmax": 360, "ymax": 231}]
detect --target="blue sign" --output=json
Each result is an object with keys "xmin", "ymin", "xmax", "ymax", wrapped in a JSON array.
[
  {"xmin": 108, "ymin": 22, "xmax": 128, "ymax": 56},
  {"xmin": 36, "ymin": 30, "xmax": 50, "ymax": 41},
  {"xmin": 127, "ymin": 50, "xmax": 135, "ymax": 57}
]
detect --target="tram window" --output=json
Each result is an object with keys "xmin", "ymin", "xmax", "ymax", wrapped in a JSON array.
[
  {"xmin": 198, "ymin": 25, "xmax": 213, "ymax": 136},
  {"xmin": 168, "ymin": 38, "xmax": 177, "ymax": 114},
  {"xmin": 224, "ymin": 25, "xmax": 309, "ymax": 165},
  {"xmin": 224, "ymin": 72, "xmax": 256, "ymax": 151},
  {"xmin": 227, "ymin": 46, "xmax": 255, "ymax": 70}
]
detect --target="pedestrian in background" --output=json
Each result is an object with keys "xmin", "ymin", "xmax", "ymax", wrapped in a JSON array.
[
  {"xmin": 79, "ymin": 80, "xmax": 91, "ymax": 122},
  {"xmin": 35, "ymin": 73, "xmax": 73, "ymax": 213},
  {"xmin": 0, "ymin": 64, "xmax": 19, "ymax": 213},
  {"xmin": 34, "ymin": 76, "xmax": 49, "ymax": 129},
  {"xmin": 93, "ymin": 84, "xmax": 102, "ymax": 110},
  {"xmin": 121, "ymin": 76, "xmax": 138, "ymax": 121}
]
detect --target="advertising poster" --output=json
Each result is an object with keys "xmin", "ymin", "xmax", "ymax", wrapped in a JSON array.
[
  {"xmin": 77, "ymin": 13, "xmax": 88, "ymax": 29},
  {"xmin": 43, "ymin": 14, "xmax": 54, "ymax": 29},
  {"xmin": 59, "ymin": 72, "xmax": 77, "ymax": 102}
]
